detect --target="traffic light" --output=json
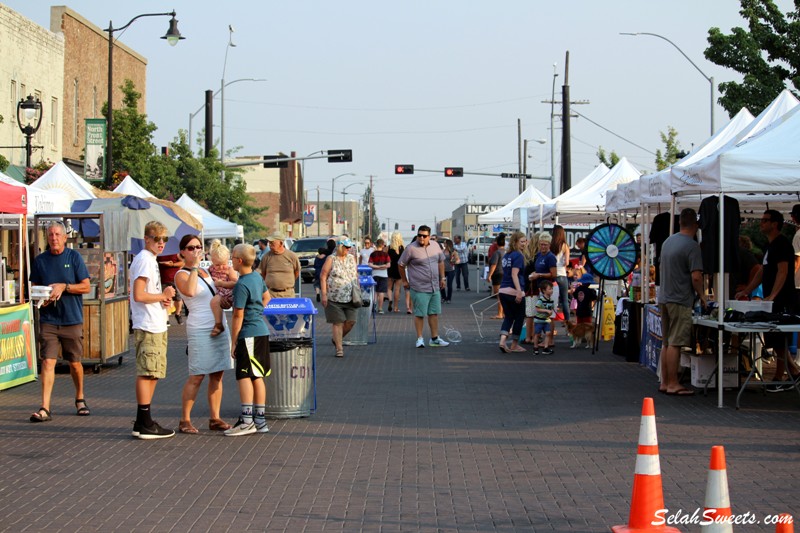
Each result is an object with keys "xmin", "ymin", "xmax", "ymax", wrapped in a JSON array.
[
  {"xmin": 327, "ymin": 149, "xmax": 353, "ymax": 163},
  {"xmin": 381, "ymin": 223, "xmax": 386, "ymax": 230},
  {"xmin": 394, "ymin": 222, "xmax": 398, "ymax": 230},
  {"xmin": 411, "ymin": 224, "xmax": 416, "ymax": 231},
  {"xmin": 444, "ymin": 167, "xmax": 463, "ymax": 177},
  {"xmin": 395, "ymin": 164, "xmax": 414, "ymax": 174},
  {"xmin": 263, "ymin": 155, "xmax": 289, "ymax": 168}
]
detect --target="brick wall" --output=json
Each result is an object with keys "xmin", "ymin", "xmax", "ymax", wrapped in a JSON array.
[{"xmin": 0, "ymin": 4, "xmax": 64, "ymax": 168}]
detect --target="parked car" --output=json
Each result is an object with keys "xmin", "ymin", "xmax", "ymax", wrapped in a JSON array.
[
  {"xmin": 291, "ymin": 237, "xmax": 332, "ymax": 282},
  {"xmin": 468, "ymin": 235, "xmax": 495, "ymax": 264}
]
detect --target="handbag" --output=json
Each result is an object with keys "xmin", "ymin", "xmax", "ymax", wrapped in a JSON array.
[
  {"xmin": 525, "ymin": 296, "xmax": 537, "ymax": 318},
  {"xmin": 350, "ymin": 280, "xmax": 363, "ymax": 307}
]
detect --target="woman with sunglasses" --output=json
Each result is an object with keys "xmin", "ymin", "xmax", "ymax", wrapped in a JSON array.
[{"xmin": 173, "ymin": 234, "xmax": 234, "ymax": 434}]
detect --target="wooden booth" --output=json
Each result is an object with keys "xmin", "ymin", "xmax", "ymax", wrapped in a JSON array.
[{"xmin": 33, "ymin": 213, "xmax": 129, "ymax": 372}]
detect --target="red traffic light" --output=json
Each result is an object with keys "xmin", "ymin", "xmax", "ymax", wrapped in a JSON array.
[
  {"xmin": 411, "ymin": 224, "xmax": 416, "ymax": 231},
  {"xmin": 395, "ymin": 164, "xmax": 414, "ymax": 174},
  {"xmin": 444, "ymin": 167, "xmax": 463, "ymax": 177}
]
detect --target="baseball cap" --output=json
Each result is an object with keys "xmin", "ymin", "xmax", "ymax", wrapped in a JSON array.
[
  {"xmin": 267, "ymin": 232, "xmax": 286, "ymax": 242},
  {"xmin": 338, "ymin": 238, "xmax": 354, "ymax": 248}
]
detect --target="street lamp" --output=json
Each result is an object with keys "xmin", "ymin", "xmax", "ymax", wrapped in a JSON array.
[
  {"xmin": 522, "ymin": 138, "xmax": 548, "ymax": 196},
  {"xmin": 220, "ymin": 25, "xmax": 235, "ymax": 167},
  {"xmin": 17, "ymin": 95, "xmax": 43, "ymax": 169},
  {"xmin": 342, "ymin": 182, "xmax": 365, "ymax": 238},
  {"xmin": 331, "ymin": 173, "xmax": 356, "ymax": 235},
  {"xmin": 620, "ymin": 32, "xmax": 715, "ymax": 136},
  {"xmin": 106, "ymin": 11, "xmax": 184, "ymax": 185}
]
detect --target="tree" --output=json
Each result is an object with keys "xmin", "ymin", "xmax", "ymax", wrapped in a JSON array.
[
  {"xmin": 597, "ymin": 146, "xmax": 620, "ymax": 168},
  {"xmin": 705, "ymin": 0, "xmax": 800, "ymax": 116},
  {"xmin": 360, "ymin": 186, "xmax": 379, "ymax": 240},
  {"xmin": 654, "ymin": 126, "xmax": 683, "ymax": 170}
]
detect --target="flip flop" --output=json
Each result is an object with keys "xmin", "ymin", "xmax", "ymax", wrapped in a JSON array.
[
  {"xmin": 498, "ymin": 345, "xmax": 510, "ymax": 354},
  {"xmin": 179, "ymin": 420, "xmax": 199, "ymax": 434},
  {"xmin": 335, "ymin": 350, "xmax": 344, "ymax": 358},
  {"xmin": 510, "ymin": 347, "xmax": 527, "ymax": 353},
  {"xmin": 666, "ymin": 388, "xmax": 695, "ymax": 396}
]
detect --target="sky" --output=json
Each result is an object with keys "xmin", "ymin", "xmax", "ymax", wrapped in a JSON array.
[{"xmin": 7, "ymin": 1, "xmax": 795, "ymax": 235}]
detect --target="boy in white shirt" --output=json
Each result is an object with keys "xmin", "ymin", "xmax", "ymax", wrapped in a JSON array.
[{"xmin": 129, "ymin": 221, "xmax": 178, "ymax": 440}]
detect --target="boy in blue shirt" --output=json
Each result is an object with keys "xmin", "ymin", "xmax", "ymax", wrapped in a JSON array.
[
  {"xmin": 225, "ymin": 243, "xmax": 272, "ymax": 436},
  {"xmin": 533, "ymin": 280, "xmax": 555, "ymax": 355}
]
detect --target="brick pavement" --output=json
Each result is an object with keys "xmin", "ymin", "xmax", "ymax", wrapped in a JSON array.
[{"xmin": 1, "ymin": 286, "xmax": 799, "ymax": 532}]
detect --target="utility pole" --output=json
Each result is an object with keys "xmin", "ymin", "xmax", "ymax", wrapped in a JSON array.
[
  {"xmin": 543, "ymin": 53, "xmax": 588, "ymax": 197},
  {"xmin": 368, "ymin": 175, "xmax": 374, "ymax": 238},
  {"xmin": 517, "ymin": 118, "xmax": 523, "ymax": 194},
  {"xmin": 316, "ymin": 186, "xmax": 320, "ymax": 236}
]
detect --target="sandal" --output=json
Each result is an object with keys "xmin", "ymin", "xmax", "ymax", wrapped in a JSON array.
[
  {"xmin": 210, "ymin": 323, "xmax": 225, "ymax": 337},
  {"xmin": 179, "ymin": 420, "xmax": 199, "ymax": 434},
  {"xmin": 30, "ymin": 407, "xmax": 52, "ymax": 423},
  {"xmin": 335, "ymin": 350, "xmax": 344, "ymax": 358},
  {"xmin": 75, "ymin": 399, "xmax": 91, "ymax": 416},
  {"xmin": 209, "ymin": 418, "xmax": 232, "ymax": 431}
]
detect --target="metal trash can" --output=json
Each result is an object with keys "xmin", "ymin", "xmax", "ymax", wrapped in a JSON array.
[
  {"xmin": 263, "ymin": 298, "xmax": 318, "ymax": 418},
  {"xmin": 344, "ymin": 275, "xmax": 376, "ymax": 346}
]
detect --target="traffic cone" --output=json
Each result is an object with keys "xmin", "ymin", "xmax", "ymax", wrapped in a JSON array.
[
  {"xmin": 701, "ymin": 446, "xmax": 732, "ymax": 532},
  {"xmin": 776, "ymin": 514, "xmax": 794, "ymax": 533},
  {"xmin": 612, "ymin": 398, "xmax": 680, "ymax": 532}
]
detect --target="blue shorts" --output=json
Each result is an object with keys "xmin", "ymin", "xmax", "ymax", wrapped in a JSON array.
[
  {"xmin": 410, "ymin": 289, "xmax": 442, "ymax": 317},
  {"xmin": 534, "ymin": 322, "xmax": 551, "ymax": 335}
]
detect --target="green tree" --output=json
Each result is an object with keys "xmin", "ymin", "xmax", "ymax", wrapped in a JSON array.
[
  {"xmin": 0, "ymin": 154, "xmax": 8, "ymax": 173},
  {"xmin": 360, "ymin": 186, "xmax": 379, "ymax": 240},
  {"xmin": 705, "ymin": 0, "xmax": 800, "ymax": 116},
  {"xmin": 654, "ymin": 126, "xmax": 683, "ymax": 170},
  {"xmin": 597, "ymin": 146, "xmax": 620, "ymax": 168}
]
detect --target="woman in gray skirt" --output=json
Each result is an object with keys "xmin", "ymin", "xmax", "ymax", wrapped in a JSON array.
[{"xmin": 174, "ymin": 234, "xmax": 234, "ymax": 434}]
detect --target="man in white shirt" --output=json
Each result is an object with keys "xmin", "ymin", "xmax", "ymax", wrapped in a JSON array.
[{"xmin": 452, "ymin": 235, "xmax": 470, "ymax": 291}]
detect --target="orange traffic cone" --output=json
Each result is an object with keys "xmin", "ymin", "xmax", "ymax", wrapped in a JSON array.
[
  {"xmin": 776, "ymin": 514, "xmax": 794, "ymax": 533},
  {"xmin": 701, "ymin": 446, "xmax": 732, "ymax": 532},
  {"xmin": 612, "ymin": 398, "xmax": 680, "ymax": 532}
]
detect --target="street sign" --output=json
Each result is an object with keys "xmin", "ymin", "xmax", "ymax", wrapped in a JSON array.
[
  {"xmin": 500, "ymin": 173, "xmax": 531, "ymax": 179},
  {"xmin": 303, "ymin": 212, "xmax": 314, "ymax": 227}
]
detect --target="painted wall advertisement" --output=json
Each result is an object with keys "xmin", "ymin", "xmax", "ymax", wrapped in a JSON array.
[
  {"xmin": 84, "ymin": 118, "xmax": 106, "ymax": 182},
  {"xmin": 0, "ymin": 304, "xmax": 37, "ymax": 390}
]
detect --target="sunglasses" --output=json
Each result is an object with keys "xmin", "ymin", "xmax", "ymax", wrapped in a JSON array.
[
  {"xmin": 417, "ymin": 234, "xmax": 430, "ymax": 238},
  {"xmin": 184, "ymin": 245, "xmax": 202, "ymax": 251},
  {"xmin": 147, "ymin": 235, "xmax": 169, "ymax": 243}
]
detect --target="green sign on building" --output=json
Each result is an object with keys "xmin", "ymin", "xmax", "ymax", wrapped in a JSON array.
[{"xmin": 84, "ymin": 118, "xmax": 106, "ymax": 182}]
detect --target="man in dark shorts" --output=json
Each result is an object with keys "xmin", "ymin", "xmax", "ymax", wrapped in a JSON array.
[
  {"xmin": 736, "ymin": 209, "xmax": 800, "ymax": 391},
  {"xmin": 657, "ymin": 208, "xmax": 705, "ymax": 396},
  {"xmin": 29, "ymin": 221, "xmax": 91, "ymax": 422},
  {"xmin": 226, "ymin": 243, "xmax": 272, "ymax": 436}
]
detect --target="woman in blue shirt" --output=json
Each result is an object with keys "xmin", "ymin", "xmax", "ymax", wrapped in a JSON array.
[{"xmin": 498, "ymin": 232, "xmax": 528, "ymax": 353}]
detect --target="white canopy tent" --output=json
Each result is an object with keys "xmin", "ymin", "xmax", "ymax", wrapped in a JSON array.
[
  {"xmin": 176, "ymin": 193, "xmax": 243, "ymax": 240},
  {"xmin": 0, "ymin": 172, "xmax": 71, "ymax": 215},
  {"xmin": 33, "ymin": 161, "xmax": 97, "ymax": 202},
  {"xmin": 477, "ymin": 186, "xmax": 551, "ymax": 225},
  {"xmin": 535, "ymin": 158, "xmax": 640, "ymax": 223},
  {"xmin": 113, "ymin": 175, "xmax": 154, "ymax": 198}
]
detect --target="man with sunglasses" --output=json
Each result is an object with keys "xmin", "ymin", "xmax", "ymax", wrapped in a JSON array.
[
  {"xmin": 736, "ymin": 209, "xmax": 800, "ymax": 390},
  {"xmin": 129, "ymin": 221, "xmax": 178, "ymax": 439},
  {"xmin": 398, "ymin": 225, "xmax": 450, "ymax": 348}
]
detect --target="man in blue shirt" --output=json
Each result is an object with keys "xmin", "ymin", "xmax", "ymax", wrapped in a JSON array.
[{"xmin": 29, "ymin": 221, "xmax": 91, "ymax": 422}]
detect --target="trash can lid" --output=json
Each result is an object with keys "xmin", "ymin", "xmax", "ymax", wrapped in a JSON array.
[
  {"xmin": 263, "ymin": 297, "xmax": 318, "ymax": 315},
  {"xmin": 357, "ymin": 265, "xmax": 373, "ymax": 274},
  {"xmin": 358, "ymin": 275, "xmax": 376, "ymax": 287}
]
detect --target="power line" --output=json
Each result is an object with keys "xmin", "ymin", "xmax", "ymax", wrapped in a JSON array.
[{"xmin": 573, "ymin": 110, "xmax": 657, "ymax": 156}]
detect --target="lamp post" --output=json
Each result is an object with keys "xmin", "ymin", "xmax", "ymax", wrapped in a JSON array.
[
  {"xmin": 620, "ymin": 32, "xmax": 715, "ymax": 136},
  {"xmin": 331, "ymin": 173, "xmax": 356, "ymax": 235},
  {"xmin": 17, "ymin": 95, "xmax": 43, "ymax": 169},
  {"xmin": 220, "ymin": 25, "xmax": 235, "ymax": 168},
  {"xmin": 106, "ymin": 11, "xmax": 184, "ymax": 185},
  {"xmin": 522, "ymin": 138, "xmax": 547, "ymax": 195},
  {"xmin": 342, "ymin": 182, "xmax": 365, "ymax": 239},
  {"xmin": 188, "ymin": 78, "xmax": 266, "ymax": 154}
]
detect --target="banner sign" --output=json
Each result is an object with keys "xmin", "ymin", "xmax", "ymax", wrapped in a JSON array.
[
  {"xmin": 0, "ymin": 304, "xmax": 37, "ymax": 390},
  {"xmin": 639, "ymin": 304, "xmax": 661, "ymax": 374},
  {"xmin": 84, "ymin": 118, "xmax": 106, "ymax": 182}
]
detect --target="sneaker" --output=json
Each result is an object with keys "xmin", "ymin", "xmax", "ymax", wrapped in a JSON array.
[
  {"xmin": 429, "ymin": 337, "xmax": 450, "ymax": 347},
  {"xmin": 254, "ymin": 418, "xmax": 270, "ymax": 433},
  {"xmin": 540, "ymin": 347, "xmax": 554, "ymax": 355},
  {"xmin": 465, "ymin": 288, "xmax": 471, "ymax": 292},
  {"xmin": 377, "ymin": 310, "xmax": 385, "ymax": 315},
  {"xmin": 224, "ymin": 417, "xmax": 256, "ymax": 436},
  {"xmin": 132, "ymin": 420, "xmax": 175, "ymax": 440},
  {"xmin": 415, "ymin": 337, "xmax": 425, "ymax": 349},
  {"xmin": 533, "ymin": 348, "xmax": 539, "ymax": 355},
  {"xmin": 766, "ymin": 384, "xmax": 789, "ymax": 393}
]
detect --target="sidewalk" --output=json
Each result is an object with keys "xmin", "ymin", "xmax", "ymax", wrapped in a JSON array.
[{"xmin": 1, "ymin": 288, "xmax": 799, "ymax": 532}]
